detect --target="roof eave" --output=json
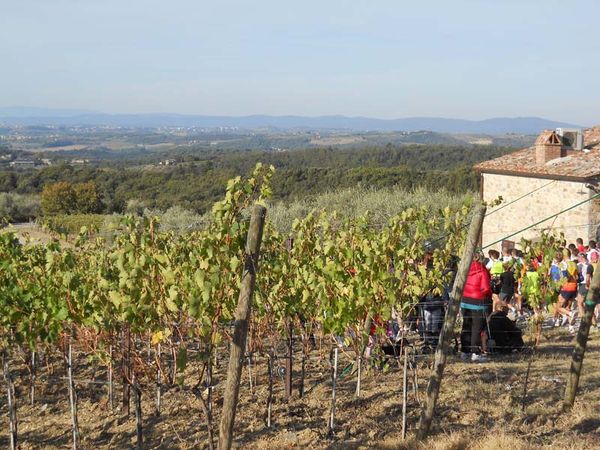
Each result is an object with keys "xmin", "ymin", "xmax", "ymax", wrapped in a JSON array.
[{"xmin": 475, "ymin": 167, "xmax": 599, "ymax": 183}]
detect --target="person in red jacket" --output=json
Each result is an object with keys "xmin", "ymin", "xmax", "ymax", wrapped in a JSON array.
[{"xmin": 460, "ymin": 252, "xmax": 492, "ymax": 362}]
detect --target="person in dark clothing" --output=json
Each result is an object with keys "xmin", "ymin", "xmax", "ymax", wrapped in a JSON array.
[
  {"xmin": 418, "ymin": 289, "xmax": 448, "ymax": 351},
  {"xmin": 487, "ymin": 304, "xmax": 524, "ymax": 353},
  {"xmin": 499, "ymin": 261, "xmax": 516, "ymax": 305}
]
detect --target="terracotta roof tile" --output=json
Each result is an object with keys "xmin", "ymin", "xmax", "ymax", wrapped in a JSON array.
[{"xmin": 475, "ymin": 126, "xmax": 600, "ymax": 180}]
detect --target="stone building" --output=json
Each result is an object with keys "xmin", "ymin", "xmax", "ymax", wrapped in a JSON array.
[{"xmin": 475, "ymin": 126, "xmax": 600, "ymax": 249}]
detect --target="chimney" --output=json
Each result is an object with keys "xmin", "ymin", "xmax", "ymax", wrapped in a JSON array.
[{"xmin": 535, "ymin": 130, "xmax": 566, "ymax": 165}]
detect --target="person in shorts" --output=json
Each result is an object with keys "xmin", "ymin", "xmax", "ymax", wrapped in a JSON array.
[{"xmin": 555, "ymin": 249, "xmax": 578, "ymax": 327}]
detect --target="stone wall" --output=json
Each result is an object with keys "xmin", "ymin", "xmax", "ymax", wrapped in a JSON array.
[
  {"xmin": 481, "ymin": 173, "xmax": 595, "ymax": 249},
  {"xmin": 589, "ymin": 193, "xmax": 600, "ymax": 242}
]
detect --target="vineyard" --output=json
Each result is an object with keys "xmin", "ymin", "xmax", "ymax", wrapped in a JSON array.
[{"xmin": 1, "ymin": 164, "xmax": 599, "ymax": 449}]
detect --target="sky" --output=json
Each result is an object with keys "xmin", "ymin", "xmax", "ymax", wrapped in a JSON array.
[{"xmin": 1, "ymin": 0, "xmax": 599, "ymax": 124}]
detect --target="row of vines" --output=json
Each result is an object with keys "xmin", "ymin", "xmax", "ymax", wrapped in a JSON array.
[{"xmin": 0, "ymin": 163, "xmax": 561, "ymax": 448}]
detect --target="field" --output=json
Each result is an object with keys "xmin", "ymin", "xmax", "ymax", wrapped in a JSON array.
[{"xmin": 1, "ymin": 325, "xmax": 598, "ymax": 449}]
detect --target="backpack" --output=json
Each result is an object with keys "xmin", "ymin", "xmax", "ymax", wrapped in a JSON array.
[{"xmin": 565, "ymin": 260, "xmax": 578, "ymax": 283}]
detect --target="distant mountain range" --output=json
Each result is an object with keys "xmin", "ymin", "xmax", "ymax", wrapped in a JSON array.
[{"xmin": 0, "ymin": 107, "xmax": 583, "ymax": 134}]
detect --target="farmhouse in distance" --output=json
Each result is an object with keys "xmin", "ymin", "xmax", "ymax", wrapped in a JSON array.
[{"xmin": 476, "ymin": 125, "xmax": 600, "ymax": 248}]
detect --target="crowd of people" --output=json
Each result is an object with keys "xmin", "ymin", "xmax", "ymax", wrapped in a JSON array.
[
  {"xmin": 367, "ymin": 238, "xmax": 598, "ymax": 363},
  {"xmin": 457, "ymin": 238, "xmax": 599, "ymax": 362}
]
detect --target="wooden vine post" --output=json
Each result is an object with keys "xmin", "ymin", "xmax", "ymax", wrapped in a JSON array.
[
  {"xmin": 285, "ymin": 320, "xmax": 293, "ymax": 398},
  {"xmin": 284, "ymin": 237, "xmax": 294, "ymax": 399},
  {"xmin": 563, "ymin": 263, "xmax": 600, "ymax": 409},
  {"xmin": 2, "ymin": 350, "xmax": 17, "ymax": 450},
  {"xmin": 218, "ymin": 204, "xmax": 267, "ymax": 450},
  {"xmin": 122, "ymin": 327, "xmax": 131, "ymax": 416},
  {"xmin": 66, "ymin": 336, "xmax": 80, "ymax": 450},
  {"xmin": 416, "ymin": 203, "xmax": 486, "ymax": 440}
]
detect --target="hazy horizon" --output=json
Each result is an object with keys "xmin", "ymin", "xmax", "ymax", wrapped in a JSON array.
[
  {"xmin": 2, "ymin": 0, "xmax": 599, "ymax": 124},
  {"xmin": 0, "ymin": 105, "xmax": 587, "ymax": 124}
]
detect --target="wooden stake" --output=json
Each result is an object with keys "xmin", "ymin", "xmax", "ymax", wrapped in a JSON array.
[
  {"xmin": 412, "ymin": 350, "xmax": 420, "ymax": 404},
  {"xmin": 30, "ymin": 350, "xmax": 36, "ymax": 405},
  {"xmin": 563, "ymin": 265, "xmax": 600, "ymax": 409},
  {"xmin": 356, "ymin": 315, "xmax": 374, "ymax": 398},
  {"xmin": 402, "ymin": 346, "xmax": 408, "ymax": 439},
  {"xmin": 156, "ymin": 343, "xmax": 161, "ymax": 416},
  {"xmin": 108, "ymin": 345, "xmax": 114, "ymax": 411},
  {"xmin": 416, "ymin": 203, "xmax": 486, "ymax": 440},
  {"xmin": 285, "ymin": 320, "xmax": 293, "ymax": 398},
  {"xmin": 247, "ymin": 356, "xmax": 253, "ymax": 394},
  {"xmin": 218, "ymin": 204, "xmax": 266, "ymax": 450},
  {"xmin": 206, "ymin": 356, "xmax": 214, "ymax": 450},
  {"xmin": 3, "ymin": 351, "xmax": 17, "ymax": 450},
  {"xmin": 66, "ymin": 337, "xmax": 80, "ymax": 450},
  {"xmin": 328, "ymin": 347, "xmax": 339, "ymax": 435},
  {"xmin": 267, "ymin": 354, "xmax": 273, "ymax": 428},
  {"xmin": 134, "ymin": 380, "xmax": 143, "ymax": 449},
  {"xmin": 299, "ymin": 346, "xmax": 306, "ymax": 398},
  {"xmin": 355, "ymin": 355, "xmax": 362, "ymax": 397},
  {"xmin": 122, "ymin": 327, "xmax": 131, "ymax": 416}
]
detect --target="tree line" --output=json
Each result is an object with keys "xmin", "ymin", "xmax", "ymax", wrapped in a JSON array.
[{"xmin": 0, "ymin": 143, "xmax": 510, "ymax": 215}]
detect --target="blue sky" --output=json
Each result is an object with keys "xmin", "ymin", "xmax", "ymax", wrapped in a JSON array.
[{"xmin": 1, "ymin": 0, "xmax": 599, "ymax": 124}]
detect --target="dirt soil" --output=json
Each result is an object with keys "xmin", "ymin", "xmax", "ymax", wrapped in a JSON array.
[{"xmin": 1, "ymin": 326, "xmax": 600, "ymax": 450}]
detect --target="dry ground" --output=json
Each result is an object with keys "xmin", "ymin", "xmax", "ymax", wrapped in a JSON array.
[
  {"xmin": 1, "ymin": 326, "xmax": 599, "ymax": 449},
  {"xmin": 2, "ymin": 223, "xmax": 58, "ymax": 245}
]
